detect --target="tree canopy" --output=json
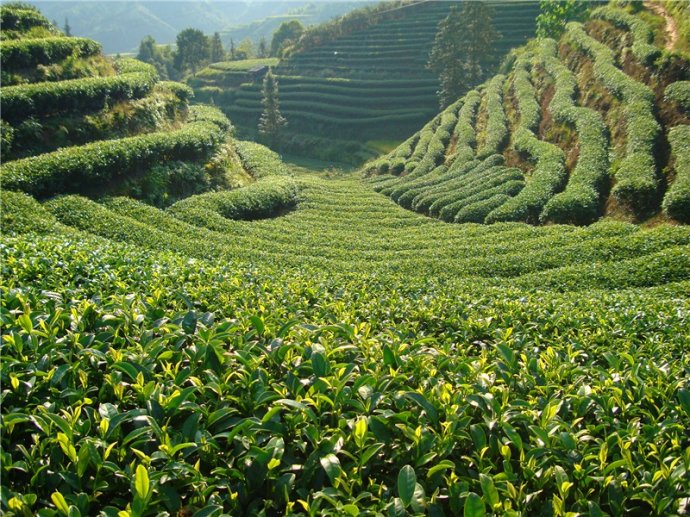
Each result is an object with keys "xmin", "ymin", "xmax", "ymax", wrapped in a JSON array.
[
  {"xmin": 174, "ymin": 28, "xmax": 210, "ymax": 75},
  {"xmin": 428, "ymin": 3, "xmax": 501, "ymax": 108},
  {"xmin": 210, "ymin": 32, "xmax": 225, "ymax": 63},
  {"xmin": 271, "ymin": 20, "xmax": 304, "ymax": 57},
  {"xmin": 259, "ymin": 69, "xmax": 287, "ymax": 147}
]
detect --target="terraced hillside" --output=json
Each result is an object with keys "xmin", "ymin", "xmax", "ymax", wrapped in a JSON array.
[
  {"xmin": 2, "ymin": 2, "xmax": 690, "ymax": 516},
  {"xmin": 0, "ymin": 3, "xmax": 236, "ymax": 205},
  {"xmin": 194, "ymin": 0, "xmax": 539, "ymax": 163},
  {"xmin": 367, "ymin": 3, "xmax": 690, "ymax": 225}
]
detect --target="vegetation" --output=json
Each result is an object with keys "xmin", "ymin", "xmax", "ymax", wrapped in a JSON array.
[
  {"xmin": 370, "ymin": 2, "xmax": 688, "ymax": 226},
  {"xmin": 192, "ymin": 1, "xmax": 539, "ymax": 164},
  {"xmin": 174, "ymin": 28, "xmax": 210, "ymax": 76},
  {"xmin": 271, "ymin": 20, "xmax": 305, "ymax": 57},
  {"xmin": 1, "ymin": 3, "xmax": 690, "ymax": 516},
  {"xmin": 258, "ymin": 70, "xmax": 287, "ymax": 148},
  {"xmin": 428, "ymin": 2, "xmax": 501, "ymax": 108}
]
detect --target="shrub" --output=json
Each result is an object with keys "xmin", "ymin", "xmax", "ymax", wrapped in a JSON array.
[
  {"xmin": 534, "ymin": 40, "xmax": 609, "ymax": 225},
  {"xmin": 664, "ymin": 81, "xmax": 690, "ymax": 113},
  {"xmin": 565, "ymin": 22, "xmax": 660, "ymax": 215},
  {"xmin": 1, "ymin": 106, "xmax": 230, "ymax": 197},
  {"xmin": 0, "ymin": 59, "xmax": 158, "ymax": 123},
  {"xmin": 590, "ymin": 6, "xmax": 660, "ymax": 65},
  {"xmin": 0, "ymin": 37, "xmax": 102, "ymax": 71},
  {"xmin": 156, "ymin": 81, "xmax": 194, "ymax": 102},
  {"xmin": 477, "ymin": 75, "xmax": 509, "ymax": 159},
  {"xmin": 662, "ymin": 125, "xmax": 690, "ymax": 223}
]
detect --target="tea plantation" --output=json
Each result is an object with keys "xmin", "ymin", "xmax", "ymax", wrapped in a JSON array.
[
  {"xmin": 367, "ymin": 3, "xmax": 690, "ymax": 226},
  {"xmin": 193, "ymin": 1, "xmax": 539, "ymax": 164},
  {"xmin": 1, "ymin": 2, "xmax": 690, "ymax": 516}
]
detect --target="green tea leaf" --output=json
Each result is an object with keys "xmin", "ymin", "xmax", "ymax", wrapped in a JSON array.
[
  {"xmin": 320, "ymin": 453, "xmax": 342, "ymax": 485},
  {"xmin": 397, "ymin": 465, "xmax": 416, "ymax": 507},
  {"xmin": 464, "ymin": 492, "xmax": 486, "ymax": 517},
  {"xmin": 51, "ymin": 492, "xmax": 69, "ymax": 516},
  {"xmin": 479, "ymin": 473, "xmax": 499, "ymax": 509},
  {"xmin": 134, "ymin": 464, "xmax": 150, "ymax": 501}
]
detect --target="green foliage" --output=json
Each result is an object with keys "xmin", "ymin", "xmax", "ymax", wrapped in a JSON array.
[
  {"xmin": 536, "ymin": 0, "xmax": 588, "ymax": 39},
  {"xmin": 665, "ymin": 81, "xmax": 690, "ymax": 113},
  {"xmin": 0, "ymin": 37, "xmax": 101, "ymax": 71},
  {"xmin": 535, "ymin": 40, "xmax": 609, "ymax": 225},
  {"xmin": 258, "ymin": 69, "xmax": 287, "ymax": 147},
  {"xmin": 591, "ymin": 6, "xmax": 660, "ymax": 65},
  {"xmin": 175, "ymin": 28, "xmax": 210, "ymax": 75},
  {"xmin": 428, "ymin": 3, "xmax": 501, "ymax": 108},
  {"xmin": 477, "ymin": 74, "xmax": 508, "ymax": 159},
  {"xmin": 0, "ymin": 106, "xmax": 230, "ymax": 197},
  {"xmin": 271, "ymin": 19, "xmax": 304, "ymax": 57},
  {"xmin": 0, "ymin": 3, "xmax": 56, "ymax": 35},
  {"xmin": 565, "ymin": 22, "xmax": 660, "ymax": 216},
  {"xmin": 0, "ymin": 58, "xmax": 158, "ymax": 123},
  {"xmin": 662, "ymin": 125, "xmax": 690, "ymax": 223},
  {"xmin": 1, "ymin": 169, "xmax": 689, "ymax": 514},
  {"xmin": 209, "ymin": 32, "xmax": 225, "ymax": 63}
]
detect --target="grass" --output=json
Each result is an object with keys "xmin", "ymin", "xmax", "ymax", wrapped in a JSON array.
[{"xmin": 209, "ymin": 58, "xmax": 279, "ymax": 71}]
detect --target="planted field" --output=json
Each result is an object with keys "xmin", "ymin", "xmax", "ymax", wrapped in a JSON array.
[
  {"xmin": 3, "ymin": 167, "xmax": 690, "ymax": 515},
  {"xmin": 2, "ymin": 2, "xmax": 690, "ymax": 516},
  {"xmin": 191, "ymin": 1, "xmax": 539, "ymax": 163},
  {"xmin": 369, "ymin": 2, "xmax": 690, "ymax": 226}
]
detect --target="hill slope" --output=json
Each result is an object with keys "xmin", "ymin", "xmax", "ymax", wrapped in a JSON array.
[
  {"xmin": 1, "ymin": 2, "xmax": 689, "ymax": 516},
  {"xmin": 195, "ymin": 0, "xmax": 539, "ymax": 164},
  {"xmin": 366, "ymin": 2, "xmax": 690, "ymax": 225}
]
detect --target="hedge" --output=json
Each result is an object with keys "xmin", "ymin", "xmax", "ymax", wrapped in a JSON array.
[
  {"xmin": 591, "ymin": 6, "xmax": 660, "ymax": 65},
  {"xmin": 411, "ymin": 155, "xmax": 506, "ymax": 214},
  {"xmin": 1, "ymin": 59, "xmax": 158, "ymax": 123},
  {"xmin": 662, "ymin": 125, "xmax": 690, "ymax": 223},
  {"xmin": 477, "ymin": 75, "xmax": 509, "ymax": 159},
  {"xmin": 566, "ymin": 22, "xmax": 660, "ymax": 215},
  {"xmin": 451, "ymin": 89, "xmax": 482, "ymax": 166},
  {"xmin": 0, "ymin": 6, "xmax": 54, "ymax": 33},
  {"xmin": 156, "ymin": 81, "xmax": 194, "ymax": 103},
  {"xmin": 168, "ymin": 175, "xmax": 298, "ymax": 223},
  {"xmin": 664, "ymin": 81, "xmax": 690, "ymax": 113},
  {"xmin": 0, "ymin": 36, "xmax": 102, "ymax": 71},
  {"xmin": 1, "ymin": 106, "xmax": 229, "ymax": 197},
  {"xmin": 534, "ymin": 40, "xmax": 610, "ymax": 225},
  {"xmin": 398, "ymin": 161, "xmax": 481, "ymax": 209},
  {"xmin": 438, "ymin": 176, "xmax": 525, "ymax": 222},
  {"xmin": 430, "ymin": 168, "xmax": 524, "ymax": 219}
]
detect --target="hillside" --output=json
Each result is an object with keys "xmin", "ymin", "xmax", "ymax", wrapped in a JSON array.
[
  {"xmin": 193, "ymin": 0, "xmax": 540, "ymax": 164},
  {"xmin": 366, "ymin": 2, "xmax": 690, "ymax": 225},
  {"xmin": 1, "ymin": 2, "xmax": 690, "ymax": 516},
  {"xmin": 28, "ymin": 0, "xmax": 357, "ymax": 54}
]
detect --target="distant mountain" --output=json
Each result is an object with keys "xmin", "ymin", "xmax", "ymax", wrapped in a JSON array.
[{"xmin": 27, "ymin": 1, "xmax": 367, "ymax": 54}]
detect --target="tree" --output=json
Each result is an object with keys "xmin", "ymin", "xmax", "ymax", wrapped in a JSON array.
[
  {"xmin": 235, "ymin": 38, "xmax": 255, "ymax": 60},
  {"xmin": 229, "ymin": 38, "xmax": 236, "ymax": 60},
  {"xmin": 536, "ymin": 0, "xmax": 589, "ymax": 39},
  {"xmin": 174, "ymin": 28, "xmax": 210, "ymax": 75},
  {"xmin": 428, "ymin": 3, "xmax": 501, "ymax": 108},
  {"xmin": 258, "ymin": 69, "xmax": 287, "ymax": 147},
  {"xmin": 210, "ymin": 32, "xmax": 225, "ymax": 63},
  {"xmin": 258, "ymin": 37, "xmax": 268, "ymax": 58},
  {"xmin": 63, "ymin": 17, "xmax": 71, "ymax": 36},
  {"xmin": 271, "ymin": 20, "xmax": 304, "ymax": 57},
  {"xmin": 137, "ymin": 35, "xmax": 174, "ymax": 80}
]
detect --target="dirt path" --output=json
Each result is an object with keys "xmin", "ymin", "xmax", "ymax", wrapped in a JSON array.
[{"xmin": 644, "ymin": 1, "xmax": 679, "ymax": 51}]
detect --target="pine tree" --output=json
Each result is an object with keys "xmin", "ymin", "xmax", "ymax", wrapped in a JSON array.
[
  {"xmin": 63, "ymin": 17, "xmax": 71, "ymax": 37},
  {"xmin": 229, "ymin": 38, "xmax": 236, "ymax": 60},
  {"xmin": 258, "ymin": 37, "xmax": 268, "ymax": 58},
  {"xmin": 428, "ymin": 3, "xmax": 501, "ymax": 108},
  {"xmin": 258, "ymin": 69, "xmax": 287, "ymax": 147},
  {"xmin": 210, "ymin": 32, "xmax": 225, "ymax": 63}
]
